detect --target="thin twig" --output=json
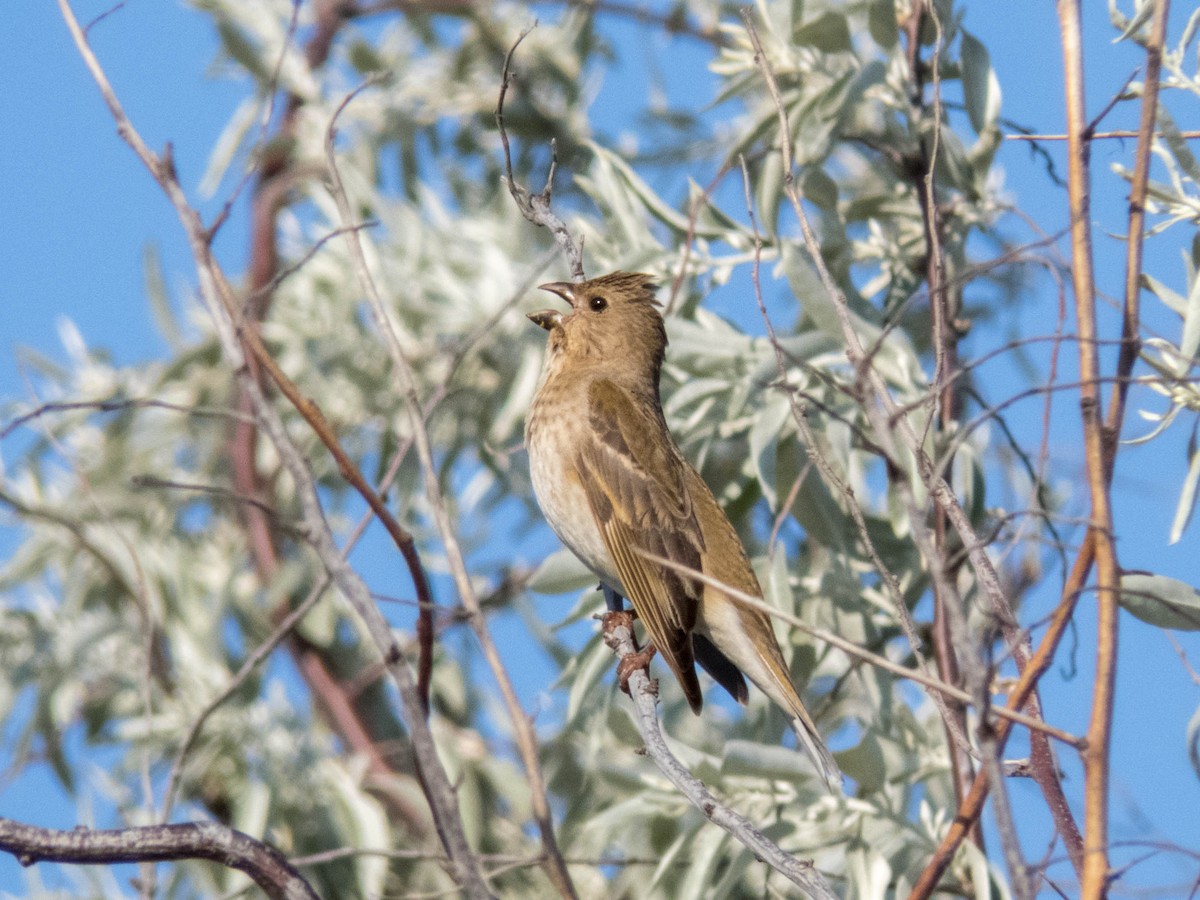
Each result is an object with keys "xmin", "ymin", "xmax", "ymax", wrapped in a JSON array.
[
  {"xmin": 737, "ymin": 154, "xmax": 979, "ymax": 762},
  {"xmin": 496, "ymin": 27, "xmax": 585, "ymax": 280},
  {"xmin": 0, "ymin": 398, "xmax": 254, "ymax": 441},
  {"xmin": 1055, "ymin": 1, "xmax": 1131, "ymax": 895},
  {"xmin": 157, "ymin": 440, "xmax": 417, "ymax": 825},
  {"xmin": 1007, "ymin": 129, "xmax": 1200, "ymax": 141},
  {"xmin": 635, "ymin": 550, "xmax": 1085, "ymax": 749},
  {"xmin": 740, "ymin": 11, "xmax": 1088, "ymax": 883}
]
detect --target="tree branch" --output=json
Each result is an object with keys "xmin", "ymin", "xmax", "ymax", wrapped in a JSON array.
[
  {"xmin": 0, "ymin": 818, "xmax": 318, "ymax": 900},
  {"xmin": 599, "ymin": 613, "xmax": 838, "ymax": 900},
  {"xmin": 1055, "ymin": 2, "xmax": 1128, "ymax": 895},
  {"xmin": 740, "ymin": 9, "xmax": 1086, "ymax": 886},
  {"xmin": 325, "ymin": 81, "xmax": 578, "ymax": 900}
]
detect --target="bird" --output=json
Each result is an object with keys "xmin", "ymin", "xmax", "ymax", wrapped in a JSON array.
[{"xmin": 524, "ymin": 270, "xmax": 841, "ymax": 790}]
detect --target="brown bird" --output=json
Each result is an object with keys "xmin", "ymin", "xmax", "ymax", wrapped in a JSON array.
[{"xmin": 525, "ymin": 271, "xmax": 841, "ymax": 789}]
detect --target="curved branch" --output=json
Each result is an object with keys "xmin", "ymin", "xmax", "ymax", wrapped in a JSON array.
[{"xmin": 0, "ymin": 818, "xmax": 317, "ymax": 900}]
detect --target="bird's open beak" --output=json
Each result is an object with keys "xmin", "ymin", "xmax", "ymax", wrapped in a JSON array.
[
  {"xmin": 528, "ymin": 282, "xmax": 575, "ymax": 330},
  {"xmin": 538, "ymin": 281, "xmax": 575, "ymax": 304},
  {"xmin": 527, "ymin": 309, "xmax": 563, "ymax": 330}
]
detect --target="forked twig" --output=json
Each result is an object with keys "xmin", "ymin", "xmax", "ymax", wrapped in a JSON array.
[{"xmin": 496, "ymin": 26, "xmax": 585, "ymax": 280}]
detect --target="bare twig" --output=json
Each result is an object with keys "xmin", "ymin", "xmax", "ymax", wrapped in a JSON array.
[
  {"xmin": 158, "ymin": 440, "xmax": 419, "ymax": 825},
  {"xmin": 0, "ymin": 818, "xmax": 318, "ymax": 900},
  {"xmin": 908, "ymin": 539, "xmax": 1094, "ymax": 898},
  {"xmin": 738, "ymin": 154, "xmax": 979, "ymax": 763},
  {"xmin": 0, "ymin": 398, "xmax": 254, "ymax": 441},
  {"xmin": 1110, "ymin": 2, "xmax": 1169, "ymax": 475},
  {"xmin": 496, "ymin": 27, "xmax": 585, "ymax": 280},
  {"xmin": 739, "ymin": 9, "xmax": 1087, "ymax": 883},
  {"xmin": 902, "ymin": 0, "xmax": 982, "ymax": 840},
  {"xmin": 636, "ymin": 550, "xmax": 1084, "ymax": 748},
  {"xmin": 1007, "ymin": 129, "xmax": 1200, "ymax": 141},
  {"xmin": 599, "ymin": 613, "xmax": 838, "ymax": 899}
]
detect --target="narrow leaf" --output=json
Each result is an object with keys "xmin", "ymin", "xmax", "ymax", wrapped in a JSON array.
[
  {"xmin": 961, "ymin": 31, "xmax": 1002, "ymax": 134},
  {"xmin": 1120, "ymin": 572, "xmax": 1200, "ymax": 630}
]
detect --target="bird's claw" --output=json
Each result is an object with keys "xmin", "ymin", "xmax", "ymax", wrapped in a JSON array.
[
  {"xmin": 599, "ymin": 609, "xmax": 637, "ymax": 630},
  {"xmin": 599, "ymin": 609, "xmax": 654, "ymax": 696},
  {"xmin": 615, "ymin": 644, "xmax": 657, "ymax": 696}
]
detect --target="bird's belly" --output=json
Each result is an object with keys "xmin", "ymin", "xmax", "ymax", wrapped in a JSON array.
[{"xmin": 528, "ymin": 435, "xmax": 621, "ymax": 591}]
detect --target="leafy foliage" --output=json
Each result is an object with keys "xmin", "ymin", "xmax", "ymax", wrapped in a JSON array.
[{"xmin": 3, "ymin": 1, "xmax": 1198, "ymax": 897}]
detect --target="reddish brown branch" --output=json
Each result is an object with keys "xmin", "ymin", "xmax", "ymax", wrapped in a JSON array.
[
  {"xmin": 56, "ymin": 3, "xmax": 488, "ymax": 893},
  {"xmin": 221, "ymin": 0, "xmax": 437, "ymax": 839},
  {"xmin": 908, "ymin": 531, "xmax": 1095, "ymax": 898},
  {"xmin": 1055, "ymin": 1, "xmax": 1141, "ymax": 895},
  {"xmin": 900, "ymin": 0, "xmax": 981, "ymax": 850}
]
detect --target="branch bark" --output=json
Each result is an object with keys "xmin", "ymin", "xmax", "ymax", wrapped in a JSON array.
[{"xmin": 0, "ymin": 818, "xmax": 318, "ymax": 900}]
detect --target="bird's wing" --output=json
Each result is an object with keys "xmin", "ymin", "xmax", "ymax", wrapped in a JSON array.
[{"xmin": 575, "ymin": 378, "xmax": 707, "ymax": 712}]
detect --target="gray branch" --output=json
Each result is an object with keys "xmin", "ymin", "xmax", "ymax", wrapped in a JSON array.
[
  {"xmin": 0, "ymin": 818, "xmax": 318, "ymax": 900},
  {"xmin": 599, "ymin": 614, "xmax": 838, "ymax": 900}
]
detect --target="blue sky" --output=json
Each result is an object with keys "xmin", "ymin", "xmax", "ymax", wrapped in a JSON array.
[{"xmin": 2, "ymin": 1, "xmax": 1199, "ymax": 896}]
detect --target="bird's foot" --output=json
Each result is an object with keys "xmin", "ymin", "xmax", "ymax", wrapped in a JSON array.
[
  {"xmin": 615, "ymin": 643, "xmax": 657, "ymax": 696},
  {"xmin": 599, "ymin": 608, "xmax": 637, "ymax": 631},
  {"xmin": 599, "ymin": 610, "xmax": 655, "ymax": 696}
]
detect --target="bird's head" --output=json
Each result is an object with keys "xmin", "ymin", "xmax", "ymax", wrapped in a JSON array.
[{"xmin": 528, "ymin": 271, "xmax": 667, "ymax": 375}]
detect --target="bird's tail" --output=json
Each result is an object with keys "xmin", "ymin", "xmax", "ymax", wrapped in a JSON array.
[{"xmin": 790, "ymin": 712, "xmax": 842, "ymax": 792}]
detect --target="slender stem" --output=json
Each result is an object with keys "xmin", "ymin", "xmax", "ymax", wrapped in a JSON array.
[
  {"xmin": 638, "ymin": 550, "xmax": 1085, "ymax": 749},
  {"xmin": 1055, "ymin": 2, "xmax": 1124, "ymax": 896}
]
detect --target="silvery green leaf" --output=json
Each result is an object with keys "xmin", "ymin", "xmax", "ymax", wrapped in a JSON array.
[
  {"xmin": 749, "ymin": 393, "xmax": 791, "ymax": 509},
  {"xmin": 721, "ymin": 738, "xmax": 812, "ymax": 779},
  {"xmin": 528, "ymin": 548, "xmax": 596, "ymax": 595},
  {"xmin": 961, "ymin": 30, "xmax": 1002, "ymax": 135},
  {"xmin": 1120, "ymin": 572, "xmax": 1200, "ymax": 630},
  {"xmin": 1169, "ymin": 447, "xmax": 1200, "ymax": 544}
]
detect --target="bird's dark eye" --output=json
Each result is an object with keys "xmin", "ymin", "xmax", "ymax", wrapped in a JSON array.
[{"xmin": 589, "ymin": 295, "xmax": 608, "ymax": 312}]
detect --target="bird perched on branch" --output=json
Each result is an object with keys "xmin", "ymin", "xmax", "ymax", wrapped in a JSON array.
[{"xmin": 525, "ymin": 271, "xmax": 841, "ymax": 790}]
